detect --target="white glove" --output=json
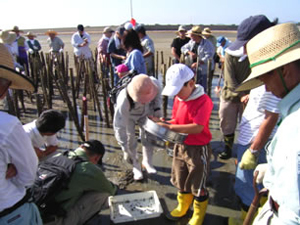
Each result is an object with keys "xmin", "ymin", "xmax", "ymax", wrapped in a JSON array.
[
  {"xmin": 33, "ymin": 46, "xmax": 39, "ymax": 50},
  {"xmin": 59, "ymin": 48, "xmax": 63, "ymax": 53},
  {"xmin": 28, "ymin": 48, "xmax": 34, "ymax": 54},
  {"xmin": 254, "ymin": 163, "xmax": 268, "ymax": 184}
]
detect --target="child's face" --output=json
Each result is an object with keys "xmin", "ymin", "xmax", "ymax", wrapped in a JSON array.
[
  {"xmin": 176, "ymin": 80, "xmax": 195, "ymax": 100},
  {"xmin": 117, "ymin": 71, "xmax": 128, "ymax": 78}
]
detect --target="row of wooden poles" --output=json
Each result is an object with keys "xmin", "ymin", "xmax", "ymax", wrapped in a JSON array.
[{"xmin": 6, "ymin": 50, "xmax": 214, "ymax": 142}]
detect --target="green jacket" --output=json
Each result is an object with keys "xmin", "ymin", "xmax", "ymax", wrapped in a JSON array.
[
  {"xmin": 55, "ymin": 148, "xmax": 117, "ymax": 210},
  {"xmin": 221, "ymin": 52, "xmax": 250, "ymax": 102}
]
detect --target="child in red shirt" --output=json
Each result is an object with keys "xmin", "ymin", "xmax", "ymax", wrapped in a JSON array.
[{"xmin": 158, "ymin": 64, "xmax": 213, "ymax": 225}]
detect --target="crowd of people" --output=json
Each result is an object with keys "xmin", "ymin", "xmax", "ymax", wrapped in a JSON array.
[{"xmin": 1, "ymin": 15, "xmax": 300, "ymax": 225}]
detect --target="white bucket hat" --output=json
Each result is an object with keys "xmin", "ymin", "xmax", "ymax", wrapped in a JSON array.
[{"xmin": 236, "ymin": 23, "xmax": 300, "ymax": 91}]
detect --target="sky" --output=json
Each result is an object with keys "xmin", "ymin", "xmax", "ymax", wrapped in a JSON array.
[{"xmin": 1, "ymin": 0, "xmax": 300, "ymax": 30}]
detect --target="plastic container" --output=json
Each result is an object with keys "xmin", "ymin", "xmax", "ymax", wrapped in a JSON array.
[{"xmin": 108, "ymin": 190, "xmax": 163, "ymax": 223}]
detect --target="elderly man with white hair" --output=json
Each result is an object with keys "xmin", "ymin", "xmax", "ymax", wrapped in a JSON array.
[{"xmin": 113, "ymin": 74, "xmax": 162, "ymax": 180}]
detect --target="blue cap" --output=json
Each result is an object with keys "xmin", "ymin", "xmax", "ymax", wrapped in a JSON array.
[
  {"xmin": 228, "ymin": 15, "xmax": 276, "ymax": 51},
  {"xmin": 217, "ymin": 36, "xmax": 226, "ymax": 46}
]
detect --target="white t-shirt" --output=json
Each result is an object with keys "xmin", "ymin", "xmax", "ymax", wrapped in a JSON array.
[
  {"xmin": 237, "ymin": 85, "xmax": 281, "ymax": 145},
  {"xmin": 23, "ymin": 120, "xmax": 58, "ymax": 150},
  {"xmin": 0, "ymin": 112, "xmax": 38, "ymax": 211}
]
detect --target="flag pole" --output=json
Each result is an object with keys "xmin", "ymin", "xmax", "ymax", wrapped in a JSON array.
[{"xmin": 130, "ymin": 0, "xmax": 133, "ymax": 18}]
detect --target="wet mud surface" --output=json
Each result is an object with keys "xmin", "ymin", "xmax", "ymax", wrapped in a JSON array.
[
  {"xmin": 3, "ymin": 30, "xmax": 243, "ymax": 224},
  {"xmin": 3, "ymin": 76, "xmax": 243, "ymax": 225},
  {"xmin": 77, "ymin": 78, "xmax": 240, "ymax": 225}
]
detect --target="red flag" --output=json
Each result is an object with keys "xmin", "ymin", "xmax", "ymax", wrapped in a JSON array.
[{"xmin": 130, "ymin": 18, "xmax": 136, "ymax": 27}]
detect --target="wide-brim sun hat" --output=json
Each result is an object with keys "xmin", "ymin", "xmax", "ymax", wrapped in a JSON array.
[
  {"xmin": 0, "ymin": 30, "xmax": 17, "ymax": 45},
  {"xmin": 103, "ymin": 26, "xmax": 114, "ymax": 33},
  {"xmin": 25, "ymin": 31, "xmax": 37, "ymax": 37},
  {"xmin": 127, "ymin": 74, "xmax": 158, "ymax": 104},
  {"xmin": 45, "ymin": 30, "xmax": 58, "ymax": 36},
  {"xmin": 162, "ymin": 64, "xmax": 195, "ymax": 96},
  {"xmin": 11, "ymin": 26, "xmax": 23, "ymax": 33},
  {"xmin": 0, "ymin": 43, "xmax": 35, "ymax": 92},
  {"xmin": 236, "ymin": 23, "xmax": 300, "ymax": 92},
  {"xmin": 187, "ymin": 25, "xmax": 202, "ymax": 37},
  {"xmin": 202, "ymin": 27, "xmax": 212, "ymax": 36}
]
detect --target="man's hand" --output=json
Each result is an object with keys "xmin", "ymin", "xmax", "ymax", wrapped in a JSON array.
[
  {"xmin": 6, "ymin": 163, "xmax": 17, "ymax": 179},
  {"xmin": 239, "ymin": 148, "xmax": 259, "ymax": 170},
  {"xmin": 254, "ymin": 163, "xmax": 268, "ymax": 184},
  {"xmin": 188, "ymin": 51, "xmax": 197, "ymax": 59}
]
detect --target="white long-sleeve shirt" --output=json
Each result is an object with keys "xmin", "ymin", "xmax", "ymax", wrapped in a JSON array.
[
  {"xmin": 71, "ymin": 31, "xmax": 92, "ymax": 59},
  {"xmin": 0, "ymin": 112, "xmax": 38, "ymax": 212}
]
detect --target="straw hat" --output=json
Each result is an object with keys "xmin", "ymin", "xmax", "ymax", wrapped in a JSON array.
[
  {"xmin": 236, "ymin": 23, "xmax": 300, "ymax": 92},
  {"xmin": 0, "ymin": 43, "xmax": 35, "ymax": 91},
  {"xmin": 103, "ymin": 26, "xmax": 114, "ymax": 33},
  {"xmin": 11, "ymin": 26, "xmax": 23, "ymax": 33},
  {"xmin": 202, "ymin": 27, "xmax": 212, "ymax": 36},
  {"xmin": 0, "ymin": 30, "xmax": 17, "ymax": 44},
  {"xmin": 25, "ymin": 31, "xmax": 36, "ymax": 37},
  {"xmin": 45, "ymin": 30, "xmax": 58, "ymax": 36},
  {"xmin": 187, "ymin": 26, "xmax": 202, "ymax": 37},
  {"xmin": 127, "ymin": 74, "xmax": 158, "ymax": 104}
]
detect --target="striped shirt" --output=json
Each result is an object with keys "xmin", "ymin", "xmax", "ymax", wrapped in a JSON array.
[{"xmin": 237, "ymin": 85, "xmax": 281, "ymax": 145}]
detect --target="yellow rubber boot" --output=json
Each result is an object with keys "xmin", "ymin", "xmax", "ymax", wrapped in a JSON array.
[
  {"xmin": 166, "ymin": 192, "xmax": 194, "ymax": 221},
  {"xmin": 228, "ymin": 208, "xmax": 247, "ymax": 225},
  {"xmin": 187, "ymin": 199, "xmax": 208, "ymax": 225}
]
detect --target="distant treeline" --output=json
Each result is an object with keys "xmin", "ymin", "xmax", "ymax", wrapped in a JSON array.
[
  {"xmin": 28, "ymin": 22, "xmax": 300, "ymax": 35},
  {"xmin": 141, "ymin": 24, "xmax": 238, "ymax": 31},
  {"xmin": 28, "ymin": 24, "xmax": 239, "ymax": 35}
]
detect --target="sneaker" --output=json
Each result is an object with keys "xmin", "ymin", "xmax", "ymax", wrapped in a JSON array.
[{"xmin": 133, "ymin": 166, "xmax": 143, "ymax": 180}]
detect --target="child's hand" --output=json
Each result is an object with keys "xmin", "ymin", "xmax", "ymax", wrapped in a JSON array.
[
  {"xmin": 148, "ymin": 116, "xmax": 163, "ymax": 123},
  {"xmin": 157, "ymin": 121, "xmax": 171, "ymax": 129}
]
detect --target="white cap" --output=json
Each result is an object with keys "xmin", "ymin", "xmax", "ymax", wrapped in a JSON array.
[
  {"xmin": 162, "ymin": 64, "xmax": 195, "ymax": 96},
  {"xmin": 125, "ymin": 22, "xmax": 133, "ymax": 30}
]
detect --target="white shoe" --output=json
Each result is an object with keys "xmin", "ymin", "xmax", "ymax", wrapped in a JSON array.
[
  {"xmin": 133, "ymin": 166, "xmax": 143, "ymax": 180},
  {"xmin": 142, "ymin": 162, "xmax": 157, "ymax": 174}
]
